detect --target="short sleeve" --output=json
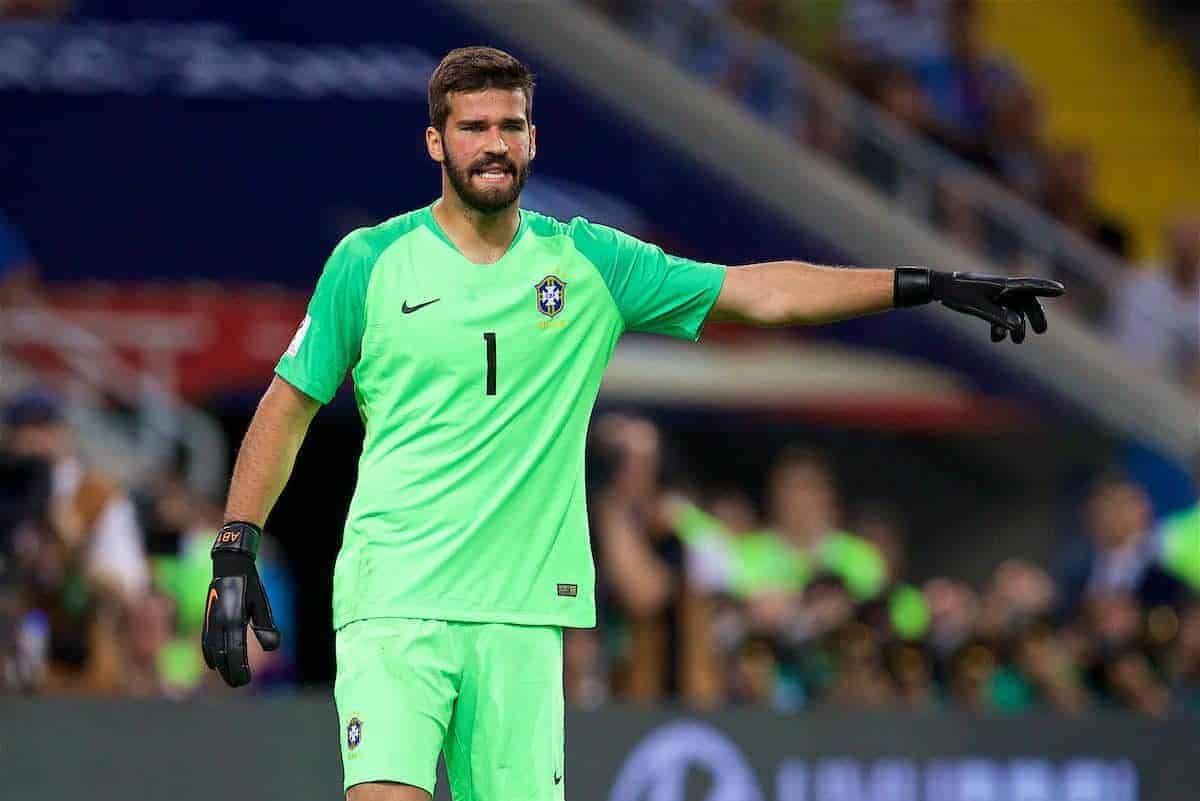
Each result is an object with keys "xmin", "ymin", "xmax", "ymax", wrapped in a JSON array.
[
  {"xmin": 570, "ymin": 218, "xmax": 726, "ymax": 341},
  {"xmin": 274, "ymin": 231, "xmax": 374, "ymax": 404}
]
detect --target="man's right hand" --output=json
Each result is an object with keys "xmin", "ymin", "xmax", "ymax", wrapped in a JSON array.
[{"xmin": 201, "ymin": 521, "xmax": 281, "ymax": 687}]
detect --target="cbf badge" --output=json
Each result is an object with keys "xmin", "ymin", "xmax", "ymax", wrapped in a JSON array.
[
  {"xmin": 347, "ymin": 716, "xmax": 364, "ymax": 751},
  {"xmin": 535, "ymin": 275, "xmax": 567, "ymax": 318}
]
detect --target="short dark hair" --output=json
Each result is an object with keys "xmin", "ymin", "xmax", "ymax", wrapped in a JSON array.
[{"xmin": 428, "ymin": 46, "xmax": 535, "ymax": 132}]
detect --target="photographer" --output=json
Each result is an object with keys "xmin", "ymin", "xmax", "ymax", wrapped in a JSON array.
[
  {"xmin": 0, "ymin": 391, "xmax": 148, "ymax": 693},
  {"xmin": 0, "ymin": 428, "xmax": 53, "ymax": 691},
  {"xmin": 588, "ymin": 413, "xmax": 722, "ymax": 705}
]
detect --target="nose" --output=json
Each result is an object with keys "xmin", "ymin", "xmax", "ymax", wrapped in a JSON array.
[{"xmin": 483, "ymin": 128, "xmax": 508, "ymax": 154}]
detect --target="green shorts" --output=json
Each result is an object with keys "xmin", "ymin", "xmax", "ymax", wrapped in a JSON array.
[{"xmin": 334, "ymin": 617, "xmax": 565, "ymax": 800}]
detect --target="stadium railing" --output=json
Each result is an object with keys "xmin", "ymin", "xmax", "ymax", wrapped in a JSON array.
[
  {"xmin": 583, "ymin": 0, "xmax": 1169, "ymax": 360},
  {"xmin": 0, "ymin": 305, "xmax": 227, "ymax": 497}
]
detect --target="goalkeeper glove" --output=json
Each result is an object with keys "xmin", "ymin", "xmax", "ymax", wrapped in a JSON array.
[
  {"xmin": 894, "ymin": 268, "xmax": 1065, "ymax": 343},
  {"xmin": 201, "ymin": 521, "xmax": 281, "ymax": 687}
]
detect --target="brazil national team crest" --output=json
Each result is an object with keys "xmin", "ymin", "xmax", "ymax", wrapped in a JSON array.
[
  {"xmin": 347, "ymin": 716, "xmax": 363, "ymax": 751},
  {"xmin": 535, "ymin": 275, "xmax": 567, "ymax": 318}
]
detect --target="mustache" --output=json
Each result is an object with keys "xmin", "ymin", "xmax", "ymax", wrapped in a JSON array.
[{"xmin": 469, "ymin": 158, "xmax": 516, "ymax": 175}]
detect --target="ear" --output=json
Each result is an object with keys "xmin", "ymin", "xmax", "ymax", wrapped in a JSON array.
[
  {"xmin": 426, "ymin": 126, "xmax": 444, "ymax": 164},
  {"xmin": 529, "ymin": 124, "xmax": 537, "ymax": 160}
]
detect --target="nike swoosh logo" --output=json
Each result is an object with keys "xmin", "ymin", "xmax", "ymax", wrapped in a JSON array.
[
  {"xmin": 554, "ymin": 773, "xmax": 562, "ymax": 785},
  {"xmin": 402, "ymin": 298, "xmax": 440, "ymax": 314},
  {"xmin": 204, "ymin": 587, "xmax": 218, "ymax": 631}
]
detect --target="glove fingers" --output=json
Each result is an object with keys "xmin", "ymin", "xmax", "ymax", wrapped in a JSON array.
[
  {"xmin": 941, "ymin": 298, "xmax": 1009, "ymax": 329},
  {"xmin": 208, "ymin": 575, "xmax": 251, "ymax": 687},
  {"xmin": 998, "ymin": 277, "xmax": 1065, "ymax": 298},
  {"xmin": 1022, "ymin": 296, "xmax": 1048, "ymax": 334},
  {"xmin": 1010, "ymin": 309, "xmax": 1027, "ymax": 343},
  {"xmin": 991, "ymin": 323, "xmax": 1007, "ymax": 343},
  {"xmin": 253, "ymin": 623, "xmax": 281, "ymax": 652},
  {"xmin": 248, "ymin": 581, "xmax": 282, "ymax": 652},
  {"xmin": 221, "ymin": 625, "xmax": 251, "ymax": 688}
]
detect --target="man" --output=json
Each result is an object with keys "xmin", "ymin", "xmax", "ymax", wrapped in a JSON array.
[
  {"xmin": 4, "ymin": 390, "xmax": 148, "ymax": 600},
  {"xmin": 1056, "ymin": 471, "xmax": 1187, "ymax": 621},
  {"xmin": 1112, "ymin": 214, "xmax": 1200, "ymax": 387},
  {"xmin": 200, "ymin": 46, "xmax": 1061, "ymax": 801},
  {"xmin": 663, "ymin": 449, "xmax": 886, "ymax": 604}
]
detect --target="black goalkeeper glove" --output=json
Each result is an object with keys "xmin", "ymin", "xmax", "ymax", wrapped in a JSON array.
[
  {"xmin": 894, "ymin": 268, "xmax": 1065, "ymax": 343},
  {"xmin": 201, "ymin": 521, "xmax": 281, "ymax": 687}
]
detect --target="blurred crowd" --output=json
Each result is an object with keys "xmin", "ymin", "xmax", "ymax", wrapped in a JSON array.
[
  {"xmin": 573, "ymin": 413, "xmax": 1200, "ymax": 717},
  {"xmin": 591, "ymin": 0, "xmax": 1200, "ymax": 391},
  {"xmin": 0, "ymin": 390, "xmax": 296, "ymax": 697},
  {"xmin": 2, "ymin": 391, "xmax": 1197, "ymax": 717}
]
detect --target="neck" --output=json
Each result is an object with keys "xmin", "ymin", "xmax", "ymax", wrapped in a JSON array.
[
  {"xmin": 777, "ymin": 521, "xmax": 827, "ymax": 550},
  {"xmin": 434, "ymin": 179, "xmax": 521, "ymax": 261}
]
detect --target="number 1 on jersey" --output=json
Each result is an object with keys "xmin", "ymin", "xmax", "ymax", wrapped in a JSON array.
[{"xmin": 483, "ymin": 332, "xmax": 497, "ymax": 395}]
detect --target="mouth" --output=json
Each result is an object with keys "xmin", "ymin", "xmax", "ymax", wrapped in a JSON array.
[{"xmin": 472, "ymin": 163, "xmax": 514, "ymax": 183}]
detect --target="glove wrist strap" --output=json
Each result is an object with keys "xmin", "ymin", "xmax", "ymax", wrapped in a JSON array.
[
  {"xmin": 893, "ymin": 267, "xmax": 934, "ymax": 307},
  {"xmin": 212, "ymin": 521, "xmax": 261, "ymax": 559}
]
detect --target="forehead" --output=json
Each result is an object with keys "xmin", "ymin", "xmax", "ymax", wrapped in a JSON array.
[{"xmin": 445, "ymin": 87, "xmax": 528, "ymax": 121}]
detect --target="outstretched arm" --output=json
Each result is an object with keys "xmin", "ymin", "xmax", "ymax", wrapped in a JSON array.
[{"xmin": 710, "ymin": 261, "xmax": 1064, "ymax": 343}]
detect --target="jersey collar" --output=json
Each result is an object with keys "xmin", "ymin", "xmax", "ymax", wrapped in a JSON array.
[{"xmin": 424, "ymin": 200, "xmax": 528, "ymax": 265}]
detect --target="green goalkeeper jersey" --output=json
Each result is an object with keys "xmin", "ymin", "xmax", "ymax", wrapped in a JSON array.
[{"xmin": 276, "ymin": 202, "xmax": 726, "ymax": 629}]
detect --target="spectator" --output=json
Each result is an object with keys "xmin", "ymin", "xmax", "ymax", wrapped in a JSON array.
[
  {"xmin": 4, "ymin": 391, "xmax": 149, "ymax": 599},
  {"xmin": 1083, "ymin": 592, "xmax": 1172, "ymax": 717},
  {"xmin": 977, "ymin": 561, "xmax": 1091, "ymax": 714},
  {"xmin": 116, "ymin": 588, "xmax": 178, "ymax": 698},
  {"xmin": 764, "ymin": 448, "xmax": 886, "ymax": 601},
  {"xmin": 826, "ymin": 622, "xmax": 895, "ymax": 707},
  {"xmin": 1169, "ymin": 602, "xmax": 1200, "ymax": 712},
  {"xmin": 590, "ymin": 414, "xmax": 704, "ymax": 703},
  {"xmin": 985, "ymin": 80, "xmax": 1048, "ymax": 202},
  {"xmin": 934, "ymin": 173, "xmax": 988, "ymax": 255},
  {"xmin": 1041, "ymin": 146, "xmax": 1130, "ymax": 259},
  {"xmin": 978, "ymin": 559, "xmax": 1057, "ymax": 638},
  {"xmin": 728, "ymin": 0, "xmax": 778, "ymax": 32},
  {"xmin": 886, "ymin": 640, "xmax": 937, "ymax": 707},
  {"xmin": 852, "ymin": 503, "xmax": 930, "ymax": 642},
  {"xmin": 798, "ymin": 81, "xmax": 852, "ymax": 164},
  {"xmin": 1111, "ymin": 214, "xmax": 1200, "ymax": 386},
  {"xmin": 1057, "ymin": 471, "xmax": 1187, "ymax": 622},
  {"xmin": 994, "ymin": 619, "xmax": 1091, "ymax": 714},
  {"xmin": 663, "ymin": 448, "xmax": 886, "ymax": 603},
  {"xmin": 913, "ymin": 0, "xmax": 1014, "ymax": 148},
  {"xmin": 923, "ymin": 577, "xmax": 977, "ymax": 680},
  {"xmin": 1, "ymin": 391, "xmax": 149, "ymax": 694},
  {"xmin": 728, "ymin": 636, "xmax": 778, "ymax": 705},
  {"xmin": 837, "ymin": 0, "xmax": 949, "ymax": 87}
]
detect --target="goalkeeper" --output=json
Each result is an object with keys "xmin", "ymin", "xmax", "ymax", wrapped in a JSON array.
[{"xmin": 200, "ymin": 46, "xmax": 1064, "ymax": 801}]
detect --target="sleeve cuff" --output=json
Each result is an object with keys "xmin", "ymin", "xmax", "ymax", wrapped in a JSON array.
[{"xmin": 273, "ymin": 364, "xmax": 334, "ymax": 405}]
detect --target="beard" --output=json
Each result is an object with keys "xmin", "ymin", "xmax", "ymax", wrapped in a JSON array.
[{"xmin": 443, "ymin": 149, "xmax": 530, "ymax": 215}]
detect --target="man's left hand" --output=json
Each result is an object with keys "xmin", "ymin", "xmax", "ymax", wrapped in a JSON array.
[{"xmin": 895, "ymin": 268, "xmax": 1066, "ymax": 343}]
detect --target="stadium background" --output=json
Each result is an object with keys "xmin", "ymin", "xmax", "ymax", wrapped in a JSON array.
[{"xmin": 0, "ymin": 1, "xmax": 1197, "ymax": 799}]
